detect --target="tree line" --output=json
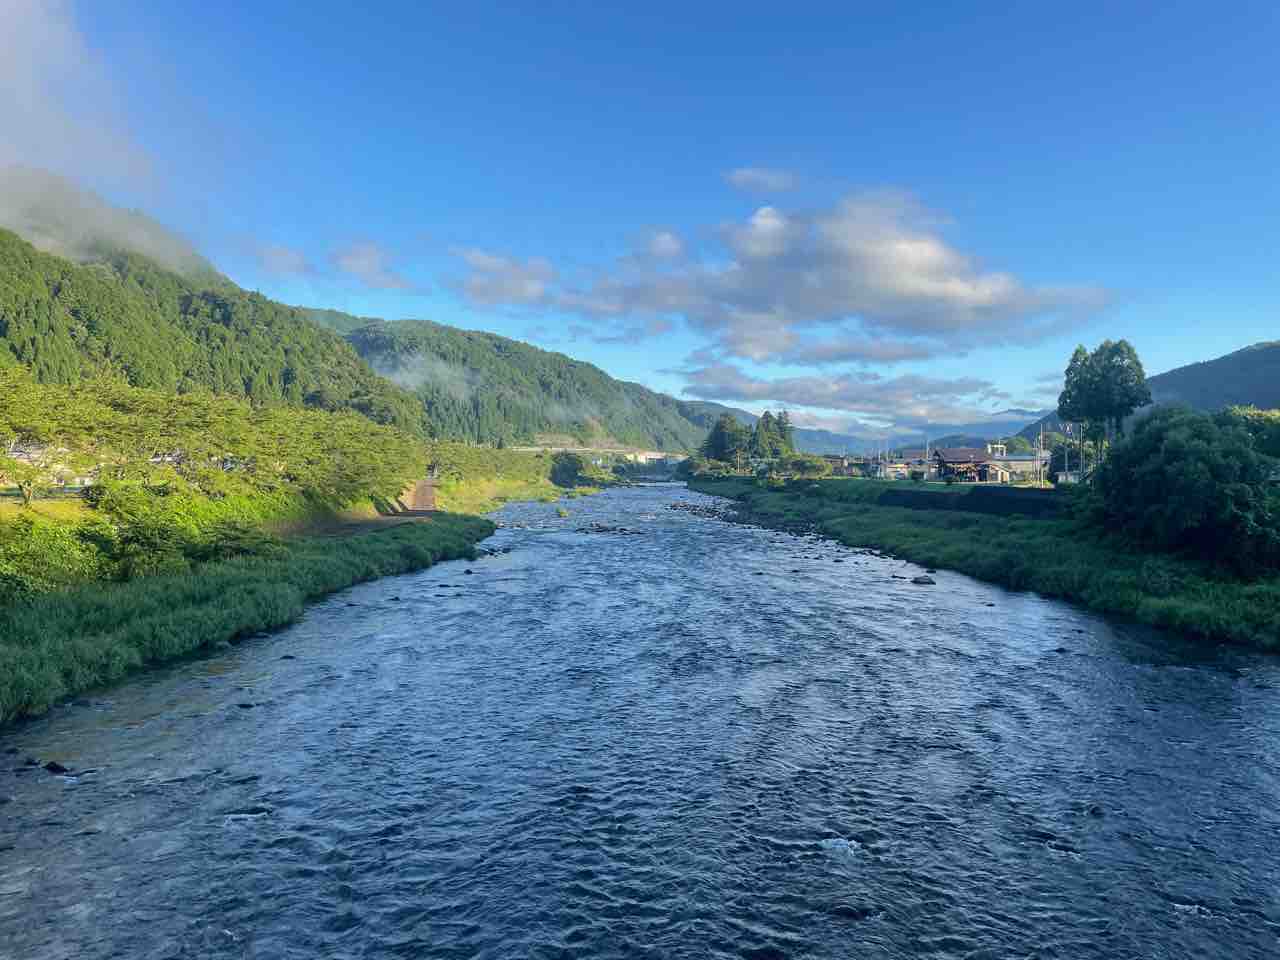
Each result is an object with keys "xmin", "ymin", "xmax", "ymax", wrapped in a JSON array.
[{"xmin": 688, "ymin": 410, "xmax": 831, "ymax": 478}]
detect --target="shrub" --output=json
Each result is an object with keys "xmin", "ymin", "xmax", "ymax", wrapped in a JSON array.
[
  {"xmin": 550, "ymin": 452, "xmax": 586, "ymax": 487},
  {"xmin": 1094, "ymin": 406, "xmax": 1280, "ymax": 575}
]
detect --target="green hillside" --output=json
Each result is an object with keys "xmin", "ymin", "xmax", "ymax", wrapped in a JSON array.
[
  {"xmin": 339, "ymin": 319, "xmax": 706, "ymax": 449},
  {"xmin": 0, "ymin": 218, "xmax": 707, "ymax": 451},
  {"xmin": 0, "ymin": 228, "xmax": 427, "ymax": 433}
]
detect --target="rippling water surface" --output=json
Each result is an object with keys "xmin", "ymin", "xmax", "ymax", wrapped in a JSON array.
[{"xmin": 2, "ymin": 485, "xmax": 1279, "ymax": 958}]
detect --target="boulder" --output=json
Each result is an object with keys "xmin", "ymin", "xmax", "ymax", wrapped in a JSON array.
[{"xmin": 911, "ymin": 575, "xmax": 936, "ymax": 585}]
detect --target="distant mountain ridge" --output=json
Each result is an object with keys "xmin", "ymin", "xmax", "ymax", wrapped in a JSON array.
[
  {"xmin": 664, "ymin": 400, "xmax": 1046, "ymax": 455},
  {"xmin": 1018, "ymin": 342, "xmax": 1280, "ymax": 440}
]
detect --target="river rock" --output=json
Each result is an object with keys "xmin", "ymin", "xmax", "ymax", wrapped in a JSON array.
[
  {"xmin": 911, "ymin": 575, "xmax": 936, "ymax": 585},
  {"xmin": 43, "ymin": 761, "xmax": 71, "ymax": 774}
]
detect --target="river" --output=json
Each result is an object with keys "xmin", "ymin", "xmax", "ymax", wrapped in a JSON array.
[{"xmin": 2, "ymin": 485, "xmax": 1278, "ymax": 959}]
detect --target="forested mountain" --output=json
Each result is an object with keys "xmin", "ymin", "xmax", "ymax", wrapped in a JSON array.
[
  {"xmin": 0, "ymin": 228, "xmax": 425, "ymax": 433},
  {"xmin": 340, "ymin": 320, "xmax": 705, "ymax": 449},
  {"xmin": 1018, "ymin": 342, "xmax": 1280, "ymax": 440},
  {"xmin": 0, "ymin": 218, "xmax": 703, "ymax": 450}
]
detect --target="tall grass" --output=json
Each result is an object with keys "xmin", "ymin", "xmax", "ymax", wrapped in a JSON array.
[
  {"xmin": 690, "ymin": 478, "xmax": 1280, "ymax": 649},
  {"xmin": 0, "ymin": 514, "xmax": 493, "ymax": 726}
]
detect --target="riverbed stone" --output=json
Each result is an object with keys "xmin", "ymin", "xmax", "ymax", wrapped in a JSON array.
[{"xmin": 911, "ymin": 575, "xmax": 936, "ymax": 585}]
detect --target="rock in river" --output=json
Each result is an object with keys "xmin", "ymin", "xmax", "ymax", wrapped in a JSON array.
[{"xmin": 911, "ymin": 575, "xmax": 936, "ymax": 585}]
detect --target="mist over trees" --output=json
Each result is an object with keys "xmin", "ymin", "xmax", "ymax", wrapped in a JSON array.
[{"xmin": 343, "ymin": 320, "xmax": 705, "ymax": 450}]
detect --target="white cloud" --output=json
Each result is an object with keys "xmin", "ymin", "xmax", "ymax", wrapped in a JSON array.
[
  {"xmin": 0, "ymin": 1, "xmax": 149, "ymax": 183},
  {"xmin": 332, "ymin": 241, "xmax": 414, "ymax": 290},
  {"xmin": 725, "ymin": 167, "xmax": 799, "ymax": 192},
  {"xmin": 450, "ymin": 190, "xmax": 1107, "ymax": 368},
  {"xmin": 454, "ymin": 247, "xmax": 555, "ymax": 304},
  {"xmin": 253, "ymin": 243, "xmax": 310, "ymax": 275},
  {"xmin": 681, "ymin": 363, "xmax": 1006, "ymax": 429},
  {"xmin": 779, "ymin": 336, "xmax": 942, "ymax": 366},
  {"xmin": 647, "ymin": 230, "xmax": 684, "ymax": 259}
]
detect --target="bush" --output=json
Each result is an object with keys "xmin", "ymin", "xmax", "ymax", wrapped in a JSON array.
[
  {"xmin": 550, "ymin": 452, "xmax": 586, "ymax": 487},
  {"xmin": 0, "ymin": 514, "xmax": 106, "ymax": 595},
  {"xmin": 1094, "ymin": 406, "xmax": 1280, "ymax": 575}
]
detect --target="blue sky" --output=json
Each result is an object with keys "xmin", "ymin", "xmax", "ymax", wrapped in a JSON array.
[{"xmin": 4, "ymin": 1, "xmax": 1278, "ymax": 435}]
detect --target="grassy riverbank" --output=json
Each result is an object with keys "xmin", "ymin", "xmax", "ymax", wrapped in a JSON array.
[
  {"xmin": 0, "ymin": 514, "xmax": 493, "ymax": 726},
  {"xmin": 689, "ymin": 477, "xmax": 1280, "ymax": 649},
  {"xmin": 0, "ymin": 434, "xmax": 612, "ymax": 728}
]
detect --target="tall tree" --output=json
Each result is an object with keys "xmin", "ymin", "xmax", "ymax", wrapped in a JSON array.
[
  {"xmin": 700, "ymin": 414, "xmax": 751, "ymax": 464},
  {"xmin": 1058, "ymin": 340, "xmax": 1152, "ymax": 456},
  {"xmin": 1092, "ymin": 339, "xmax": 1152, "ymax": 437},
  {"xmin": 776, "ymin": 410, "xmax": 796, "ymax": 453}
]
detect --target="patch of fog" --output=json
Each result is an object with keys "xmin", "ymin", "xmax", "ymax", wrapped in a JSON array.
[
  {"xmin": 0, "ymin": 166, "xmax": 211, "ymax": 275},
  {"xmin": 370, "ymin": 349, "xmax": 608, "ymax": 430},
  {"xmin": 371, "ymin": 353, "xmax": 479, "ymax": 401}
]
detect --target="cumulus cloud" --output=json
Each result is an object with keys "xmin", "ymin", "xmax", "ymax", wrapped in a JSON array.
[
  {"xmin": 0, "ymin": 1, "xmax": 149, "ymax": 183},
  {"xmin": 725, "ymin": 167, "xmax": 799, "ymax": 192},
  {"xmin": 779, "ymin": 336, "xmax": 943, "ymax": 366},
  {"xmin": 450, "ymin": 190, "xmax": 1107, "ymax": 369},
  {"xmin": 454, "ymin": 247, "xmax": 555, "ymax": 304},
  {"xmin": 680, "ymin": 362, "xmax": 1009, "ymax": 429},
  {"xmin": 252, "ymin": 242, "xmax": 311, "ymax": 275},
  {"xmin": 332, "ymin": 241, "xmax": 415, "ymax": 290},
  {"xmin": 646, "ymin": 230, "xmax": 684, "ymax": 259}
]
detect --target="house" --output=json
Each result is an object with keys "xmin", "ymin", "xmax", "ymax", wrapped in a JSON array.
[
  {"xmin": 873, "ymin": 460, "xmax": 913, "ymax": 480},
  {"xmin": 932, "ymin": 447, "xmax": 991, "ymax": 481},
  {"xmin": 821, "ymin": 454, "xmax": 858, "ymax": 476},
  {"xmin": 987, "ymin": 448, "xmax": 1051, "ymax": 482}
]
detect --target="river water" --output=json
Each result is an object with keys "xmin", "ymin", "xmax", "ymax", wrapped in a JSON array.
[{"xmin": 2, "ymin": 485, "xmax": 1278, "ymax": 959}]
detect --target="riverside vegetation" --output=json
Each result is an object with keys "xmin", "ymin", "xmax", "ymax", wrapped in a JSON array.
[{"xmin": 0, "ymin": 366, "xmax": 612, "ymax": 726}]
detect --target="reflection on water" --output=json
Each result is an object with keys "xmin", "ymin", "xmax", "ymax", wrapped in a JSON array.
[{"xmin": 2, "ymin": 485, "xmax": 1278, "ymax": 958}]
